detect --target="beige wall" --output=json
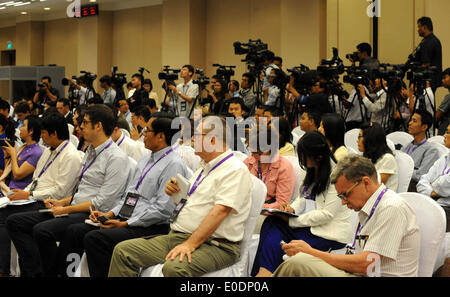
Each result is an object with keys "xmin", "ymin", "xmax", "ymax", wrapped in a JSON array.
[{"xmin": 0, "ymin": 0, "xmax": 448, "ymax": 106}]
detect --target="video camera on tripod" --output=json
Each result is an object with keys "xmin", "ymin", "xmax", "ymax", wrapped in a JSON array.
[
  {"xmin": 158, "ymin": 66, "xmax": 180, "ymax": 83},
  {"xmin": 212, "ymin": 64, "xmax": 235, "ymax": 83},
  {"xmin": 192, "ymin": 69, "xmax": 210, "ymax": 88},
  {"xmin": 111, "ymin": 66, "xmax": 127, "ymax": 87},
  {"xmin": 233, "ymin": 39, "xmax": 270, "ymax": 75}
]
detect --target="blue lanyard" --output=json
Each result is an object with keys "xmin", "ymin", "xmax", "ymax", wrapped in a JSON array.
[
  {"xmin": 188, "ymin": 153, "xmax": 233, "ymax": 197},
  {"xmin": 135, "ymin": 148, "xmax": 174, "ymax": 191},
  {"xmin": 301, "ymin": 186, "xmax": 316, "ymax": 201},
  {"xmin": 257, "ymin": 161, "xmax": 271, "ymax": 184},
  {"xmin": 347, "ymin": 188, "xmax": 388, "ymax": 251},
  {"xmin": 406, "ymin": 139, "xmax": 427, "ymax": 155},
  {"xmin": 38, "ymin": 141, "xmax": 69, "ymax": 178},
  {"xmin": 79, "ymin": 140, "xmax": 113, "ymax": 181}
]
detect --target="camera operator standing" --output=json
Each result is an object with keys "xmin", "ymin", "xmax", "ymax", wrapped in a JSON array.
[
  {"xmin": 167, "ymin": 65, "xmax": 199, "ymax": 119},
  {"xmin": 128, "ymin": 73, "xmax": 148, "ymax": 112},
  {"xmin": 66, "ymin": 76, "xmax": 94, "ymax": 106},
  {"xmin": 357, "ymin": 78, "xmax": 387, "ymax": 125},
  {"xmin": 32, "ymin": 76, "xmax": 59, "ymax": 112},
  {"xmin": 262, "ymin": 51, "xmax": 280, "ymax": 89},
  {"xmin": 412, "ymin": 17, "xmax": 442, "ymax": 93},
  {"xmin": 342, "ymin": 43, "xmax": 379, "ymax": 130},
  {"xmin": 239, "ymin": 73, "xmax": 257, "ymax": 115},
  {"xmin": 436, "ymin": 68, "xmax": 450, "ymax": 135},
  {"xmin": 100, "ymin": 75, "xmax": 117, "ymax": 106}
]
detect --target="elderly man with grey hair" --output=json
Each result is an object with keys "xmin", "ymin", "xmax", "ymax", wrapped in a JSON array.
[
  {"xmin": 108, "ymin": 116, "xmax": 253, "ymax": 277},
  {"xmin": 273, "ymin": 155, "xmax": 420, "ymax": 277}
]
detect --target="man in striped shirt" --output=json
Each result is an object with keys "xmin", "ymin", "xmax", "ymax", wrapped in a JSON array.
[{"xmin": 273, "ymin": 155, "xmax": 420, "ymax": 277}]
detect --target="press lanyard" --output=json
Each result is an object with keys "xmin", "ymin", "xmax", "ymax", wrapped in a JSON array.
[
  {"xmin": 38, "ymin": 141, "xmax": 69, "ymax": 178},
  {"xmin": 301, "ymin": 186, "xmax": 316, "ymax": 201},
  {"xmin": 257, "ymin": 161, "xmax": 271, "ymax": 184},
  {"xmin": 79, "ymin": 140, "xmax": 113, "ymax": 181},
  {"xmin": 406, "ymin": 139, "xmax": 427, "ymax": 155},
  {"xmin": 441, "ymin": 162, "xmax": 450, "ymax": 176},
  {"xmin": 347, "ymin": 188, "xmax": 388, "ymax": 252},
  {"xmin": 117, "ymin": 133, "xmax": 126, "ymax": 147},
  {"xmin": 135, "ymin": 148, "xmax": 174, "ymax": 191},
  {"xmin": 187, "ymin": 153, "xmax": 234, "ymax": 197}
]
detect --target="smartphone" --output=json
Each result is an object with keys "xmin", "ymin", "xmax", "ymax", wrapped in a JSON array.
[
  {"xmin": 97, "ymin": 216, "xmax": 109, "ymax": 224},
  {"xmin": 0, "ymin": 139, "xmax": 10, "ymax": 147}
]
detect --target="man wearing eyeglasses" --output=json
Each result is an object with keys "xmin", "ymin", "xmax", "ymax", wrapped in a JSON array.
[{"xmin": 273, "ymin": 155, "xmax": 420, "ymax": 277}]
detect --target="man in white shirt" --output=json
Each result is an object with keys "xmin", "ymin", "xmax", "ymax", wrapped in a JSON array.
[
  {"xmin": 116, "ymin": 98, "xmax": 132, "ymax": 128},
  {"xmin": 67, "ymin": 77, "xmax": 94, "ymax": 106},
  {"xmin": 1, "ymin": 112, "xmax": 82, "ymax": 277},
  {"xmin": 109, "ymin": 116, "xmax": 253, "ymax": 277},
  {"xmin": 100, "ymin": 75, "xmax": 117, "ymax": 106},
  {"xmin": 111, "ymin": 118, "xmax": 146, "ymax": 162},
  {"xmin": 274, "ymin": 155, "xmax": 420, "ymax": 277},
  {"xmin": 167, "ymin": 65, "xmax": 199, "ymax": 119}
]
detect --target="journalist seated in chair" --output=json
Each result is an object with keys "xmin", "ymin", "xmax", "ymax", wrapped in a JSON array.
[
  {"xmin": 2, "ymin": 115, "xmax": 43, "ymax": 192},
  {"xmin": 318, "ymin": 113, "xmax": 348, "ymax": 162},
  {"xmin": 299, "ymin": 110, "xmax": 320, "ymax": 133},
  {"xmin": 108, "ymin": 116, "xmax": 253, "ymax": 277},
  {"xmin": 401, "ymin": 109, "xmax": 440, "ymax": 192},
  {"xmin": 244, "ymin": 125, "xmax": 295, "ymax": 233},
  {"xmin": 357, "ymin": 122, "xmax": 398, "ymax": 191},
  {"xmin": 56, "ymin": 115, "xmax": 191, "ymax": 277},
  {"xmin": 417, "ymin": 123, "xmax": 450, "ymax": 232},
  {"xmin": 273, "ymin": 155, "xmax": 420, "ymax": 277},
  {"xmin": 251, "ymin": 131, "xmax": 352, "ymax": 277}
]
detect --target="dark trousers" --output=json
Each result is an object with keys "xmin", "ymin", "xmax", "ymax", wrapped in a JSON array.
[
  {"xmin": 0, "ymin": 201, "xmax": 45, "ymax": 275},
  {"xmin": 5, "ymin": 211, "xmax": 89, "ymax": 277},
  {"xmin": 61, "ymin": 222, "xmax": 170, "ymax": 277},
  {"xmin": 345, "ymin": 121, "xmax": 363, "ymax": 131}
]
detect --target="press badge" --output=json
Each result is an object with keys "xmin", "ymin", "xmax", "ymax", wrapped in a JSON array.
[
  {"xmin": 180, "ymin": 101, "xmax": 187, "ymax": 112},
  {"xmin": 118, "ymin": 192, "xmax": 140, "ymax": 219},
  {"xmin": 170, "ymin": 198, "xmax": 187, "ymax": 223}
]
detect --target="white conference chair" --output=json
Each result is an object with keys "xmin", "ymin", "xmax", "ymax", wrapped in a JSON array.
[
  {"xmin": 398, "ymin": 192, "xmax": 446, "ymax": 277},
  {"xmin": 120, "ymin": 128, "xmax": 130, "ymax": 139},
  {"xmin": 283, "ymin": 156, "xmax": 305, "ymax": 203},
  {"xmin": 140, "ymin": 175, "xmax": 267, "ymax": 277},
  {"xmin": 394, "ymin": 150, "xmax": 414, "ymax": 193},
  {"xmin": 233, "ymin": 150, "xmax": 250, "ymax": 163},
  {"xmin": 387, "ymin": 131, "xmax": 413, "ymax": 150},
  {"xmin": 386, "ymin": 139, "xmax": 396, "ymax": 155},
  {"xmin": 291, "ymin": 127, "xmax": 305, "ymax": 148},
  {"xmin": 428, "ymin": 135, "xmax": 445, "ymax": 146},
  {"xmin": 10, "ymin": 243, "xmax": 20, "ymax": 277},
  {"xmin": 344, "ymin": 128, "xmax": 360, "ymax": 154},
  {"xmin": 431, "ymin": 142, "xmax": 449, "ymax": 158},
  {"xmin": 70, "ymin": 134, "xmax": 79, "ymax": 148},
  {"xmin": 68, "ymin": 124, "xmax": 74, "ymax": 136}
]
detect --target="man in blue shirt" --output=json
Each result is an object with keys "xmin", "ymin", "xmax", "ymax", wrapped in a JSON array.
[{"xmin": 57, "ymin": 114, "xmax": 191, "ymax": 277}]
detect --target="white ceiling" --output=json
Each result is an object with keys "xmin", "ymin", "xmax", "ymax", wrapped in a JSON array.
[{"xmin": 0, "ymin": 0, "xmax": 163, "ymax": 27}]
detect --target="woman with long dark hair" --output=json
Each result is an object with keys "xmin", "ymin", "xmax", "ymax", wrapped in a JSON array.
[
  {"xmin": 251, "ymin": 131, "xmax": 352, "ymax": 277},
  {"xmin": 318, "ymin": 113, "xmax": 348, "ymax": 162},
  {"xmin": 358, "ymin": 122, "xmax": 398, "ymax": 190},
  {"xmin": 0, "ymin": 114, "xmax": 16, "ymax": 176}
]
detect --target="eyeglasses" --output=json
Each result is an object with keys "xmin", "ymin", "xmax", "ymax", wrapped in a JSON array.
[{"xmin": 337, "ymin": 180, "xmax": 361, "ymax": 201}]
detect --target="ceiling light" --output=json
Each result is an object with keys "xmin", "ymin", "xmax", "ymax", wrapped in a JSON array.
[
  {"xmin": 21, "ymin": 11, "xmax": 27, "ymax": 14},
  {"xmin": 43, "ymin": 7, "xmax": 50, "ymax": 10}
]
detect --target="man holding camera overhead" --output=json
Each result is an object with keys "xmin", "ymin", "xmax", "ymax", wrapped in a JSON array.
[
  {"xmin": 32, "ymin": 76, "xmax": 59, "ymax": 111},
  {"xmin": 167, "ymin": 65, "xmax": 199, "ymax": 119}
]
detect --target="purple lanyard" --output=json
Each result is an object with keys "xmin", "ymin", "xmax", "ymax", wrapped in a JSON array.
[
  {"xmin": 257, "ymin": 161, "xmax": 271, "ymax": 184},
  {"xmin": 442, "ymin": 163, "xmax": 450, "ymax": 176},
  {"xmin": 79, "ymin": 140, "xmax": 113, "ymax": 181},
  {"xmin": 406, "ymin": 139, "xmax": 427, "ymax": 155},
  {"xmin": 135, "ymin": 148, "xmax": 174, "ymax": 191},
  {"xmin": 301, "ymin": 186, "xmax": 316, "ymax": 201},
  {"xmin": 117, "ymin": 133, "xmax": 126, "ymax": 147},
  {"xmin": 348, "ymin": 188, "xmax": 388, "ymax": 250},
  {"xmin": 38, "ymin": 141, "xmax": 69, "ymax": 178},
  {"xmin": 187, "ymin": 153, "xmax": 234, "ymax": 197}
]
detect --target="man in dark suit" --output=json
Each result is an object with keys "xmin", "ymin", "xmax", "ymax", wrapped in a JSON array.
[{"xmin": 56, "ymin": 98, "xmax": 73, "ymax": 126}]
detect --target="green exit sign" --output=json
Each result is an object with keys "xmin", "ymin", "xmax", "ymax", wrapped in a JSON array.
[{"xmin": 7, "ymin": 41, "xmax": 13, "ymax": 50}]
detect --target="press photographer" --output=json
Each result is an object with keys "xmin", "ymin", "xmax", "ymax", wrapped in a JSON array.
[
  {"xmin": 239, "ymin": 72, "xmax": 257, "ymax": 114},
  {"xmin": 32, "ymin": 76, "xmax": 59, "ymax": 111},
  {"xmin": 128, "ymin": 73, "xmax": 148, "ymax": 112},
  {"xmin": 347, "ymin": 42, "xmax": 380, "ymax": 71},
  {"xmin": 99, "ymin": 75, "xmax": 116, "ymax": 106},
  {"xmin": 165, "ymin": 65, "xmax": 199, "ymax": 118},
  {"xmin": 436, "ymin": 68, "xmax": 450, "ymax": 135},
  {"xmin": 63, "ymin": 71, "xmax": 97, "ymax": 106},
  {"xmin": 408, "ymin": 17, "xmax": 442, "ymax": 92}
]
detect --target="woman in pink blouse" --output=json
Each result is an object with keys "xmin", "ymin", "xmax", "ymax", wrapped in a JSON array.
[{"xmin": 244, "ymin": 126, "xmax": 295, "ymax": 211}]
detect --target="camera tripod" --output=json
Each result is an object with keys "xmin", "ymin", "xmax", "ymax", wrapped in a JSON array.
[
  {"xmin": 410, "ymin": 81, "xmax": 436, "ymax": 136},
  {"xmin": 343, "ymin": 86, "xmax": 369, "ymax": 126}
]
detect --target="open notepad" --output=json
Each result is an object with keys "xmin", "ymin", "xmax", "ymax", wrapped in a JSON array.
[
  {"xmin": 260, "ymin": 208, "xmax": 299, "ymax": 217},
  {"xmin": 0, "ymin": 197, "xmax": 36, "ymax": 208},
  {"xmin": 170, "ymin": 174, "xmax": 191, "ymax": 205}
]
